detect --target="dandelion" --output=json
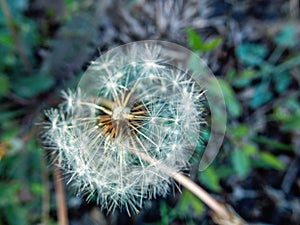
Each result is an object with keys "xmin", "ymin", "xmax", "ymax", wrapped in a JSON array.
[{"xmin": 43, "ymin": 41, "xmax": 227, "ymax": 216}]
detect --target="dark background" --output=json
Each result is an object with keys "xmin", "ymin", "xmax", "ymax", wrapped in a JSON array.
[{"xmin": 0, "ymin": 0, "xmax": 299, "ymax": 225}]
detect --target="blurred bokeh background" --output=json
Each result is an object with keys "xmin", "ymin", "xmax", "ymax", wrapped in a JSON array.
[{"xmin": 0, "ymin": 0, "xmax": 299, "ymax": 224}]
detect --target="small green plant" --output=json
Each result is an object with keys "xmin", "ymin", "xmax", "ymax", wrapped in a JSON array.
[
  {"xmin": 187, "ymin": 25, "xmax": 298, "ymax": 188},
  {"xmin": 187, "ymin": 28, "xmax": 222, "ymax": 54}
]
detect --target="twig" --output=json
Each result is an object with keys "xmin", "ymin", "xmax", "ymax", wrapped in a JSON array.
[
  {"xmin": 172, "ymin": 173, "xmax": 229, "ymax": 219},
  {"xmin": 281, "ymin": 157, "xmax": 299, "ymax": 193},
  {"xmin": 54, "ymin": 165, "xmax": 69, "ymax": 225},
  {"xmin": 173, "ymin": 173, "xmax": 247, "ymax": 225},
  {"xmin": 132, "ymin": 150, "xmax": 247, "ymax": 225},
  {"xmin": 41, "ymin": 153, "xmax": 50, "ymax": 225},
  {"xmin": 0, "ymin": 0, "xmax": 32, "ymax": 73}
]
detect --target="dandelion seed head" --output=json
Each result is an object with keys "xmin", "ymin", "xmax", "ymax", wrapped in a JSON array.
[{"xmin": 42, "ymin": 41, "xmax": 216, "ymax": 214}]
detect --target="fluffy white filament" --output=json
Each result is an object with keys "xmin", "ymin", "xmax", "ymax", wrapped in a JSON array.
[{"xmin": 43, "ymin": 43, "xmax": 206, "ymax": 214}]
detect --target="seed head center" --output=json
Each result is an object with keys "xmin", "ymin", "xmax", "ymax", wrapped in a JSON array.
[{"xmin": 112, "ymin": 106, "xmax": 131, "ymax": 121}]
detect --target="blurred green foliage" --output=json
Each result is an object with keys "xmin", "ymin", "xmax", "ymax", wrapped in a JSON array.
[
  {"xmin": 146, "ymin": 190, "xmax": 205, "ymax": 225},
  {"xmin": 187, "ymin": 25, "xmax": 299, "ymax": 189},
  {"xmin": 0, "ymin": 0, "xmax": 59, "ymax": 224},
  {"xmin": 187, "ymin": 28, "xmax": 223, "ymax": 54},
  {"xmin": 0, "ymin": 138, "xmax": 44, "ymax": 225},
  {"xmin": 0, "ymin": 0, "xmax": 299, "ymax": 224}
]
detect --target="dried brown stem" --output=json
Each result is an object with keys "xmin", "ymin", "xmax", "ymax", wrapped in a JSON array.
[
  {"xmin": 41, "ymin": 153, "xmax": 50, "ymax": 225},
  {"xmin": 54, "ymin": 166, "xmax": 69, "ymax": 225},
  {"xmin": 172, "ymin": 173, "xmax": 229, "ymax": 219},
  {"xmin": 131, "ymin": 149, "xmax": 247, "ymax": 225}
]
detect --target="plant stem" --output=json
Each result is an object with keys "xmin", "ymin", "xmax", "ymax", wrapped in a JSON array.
[
  {"xmin": 172, "ymin": 172, "xmax": 229, "ymax": 219},
  {"xmin": 41, "ymin": 154, "xmax": 50, "ymax": 225},
  {"xmin": 0, "ymin": 0, "xmax": 32, "ymax": 73},
  {"xmin": 131, "ymin": 149, "xmax": 246, "ymax": 225},
  {"xmin": 54, "ymin": 166, "xmax": 69, "ymax": 225}
]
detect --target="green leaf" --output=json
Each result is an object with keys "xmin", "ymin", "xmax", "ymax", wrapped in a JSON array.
[
  {"xmin": 9, "ymin": 0, "xmax": 29, "ymax": 12},
  {"xmin": 275, "ymin": 25, "xmax": 297, "ymax": 48},
  {"xmin": 232, "ymin": 69, "xmax": 259, "ymax": 87},
  {"xmin": 282, "ymin": 114, "xmax": 300, "ymax": 131},
  {"xmin": 0, "ymin": 32, "xmax": 14, "ymax": 48},
  {"xmin": 0, "ymin": 126, "xmax": 19, "ymax": 141},
  {"xmin": 271, "ymin": 98, "xmax": 300, "ymax": 122},
  {"xmin": 30, "ymin": 183, "xmax": 44, "ymax": 196},
  {"xmin": 232, "ymin": 125, "xmax": 249, "ymax": 139},
  {"xmin": 252, "ymin": 136, "xmax": 293, "ymax": 151},
  {"xmin": 216, "ymin": 166, "xmax": 234, "ymax": 178},
  {"xmin": 0, "ymin": 109, "xmax": 25, "ymax": 122},
  {"xmin": 0, "ymin": 74, "xmax": 9, "ymax": 97},
  {"xmin": 12, "ymin": 74, "xmax": 55, "ymax": 98},
  {"xmin": 236, "ymin": 43, "xmax": 268, "ymax": 66},
  {"xmin": 250, "ymin": 83, "xmax": 273, "ymax": 109},
  {"xmin": 259, "ymin": 152, "xmax": 285, "ymax": 170},
  {"xmin": 159, "ymin": 201, "xmax": 175, "ymax": 225},
  {"xmin": 186, "ymin": 28, "xmax": 222, "ymax": 52},
  {"xmin": 21, "ymin": 18, "xmax": 39, "ymax": 55},
  {"xmin": 0, "ymin": 0, "xmax": 29, "ymax": 23},
  {"xmin": 260, "ymin": 63, "xmax": 274, "ymax": 76},
  {"xmin": 177, "ymin": 190, "xmax": 204, "ymax": 217},
  {"xmin": 0, "ymin": 183, "xmax": 21, "ymax": 206},
  {"xmin": 186, "ymin": 28, "xmax": 203, "ymax": 51},
  {"xmin": 276, "ymin": 54, "xmax": 300, "ymax": 74},
  {"xmin": 243, "ymin": 143, "xmax": 258, "ymax": 156},
  {"xmin": 201, "ymin": 38, "xmax": 223, "ymax": 52},
  {"xmin": 199, "ymin": 166, "xmax": 221, "ymax": 192},
  {"xmin": 218, "ymin": 79, "xmax": 242, "ymax": 118},
  {"xmin": 273, "ymin": 72, "xmax": 291, "ymax": 93},
  {"xmin": 2, "ymin": 204, "xmax": 27, "ymax": 225},
  {"xmin": 231, "ymin": 149, "xmax": 251, "ymax": 179},
  {"xmin": 225, "ymin": 69, "xmax": 236, "ymax": 82}
]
